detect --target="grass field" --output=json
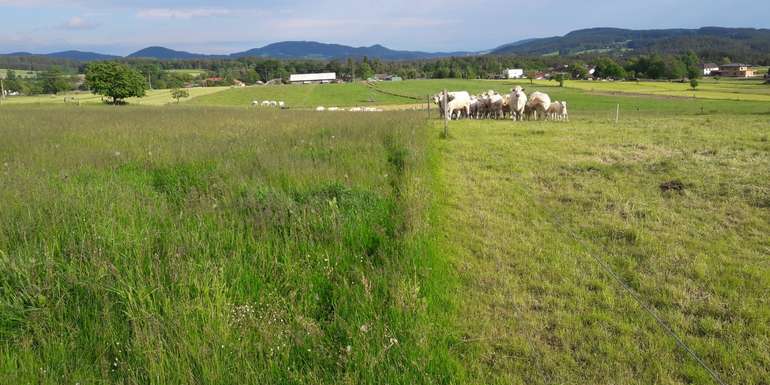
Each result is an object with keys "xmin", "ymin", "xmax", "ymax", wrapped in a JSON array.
[
  {"xmin": 1, "ymin": 81, "xmax": 769, "ymax": 384},
  {"xmin": 0, "ymin": 107, "xmax": 456, "ymax": 384},
  {"xmin": 0, "ymin": 87, "xmax": 230, "ymax": 106},
  {"xmin": 0, "ymin": 69, "xmax": 38, "ymax": 79},
  {"xmin": 438, "ymin": 115, "xmax": 770, "ymax": 384},
  {"xmin": 551, "ymin": 78, "xmax": 770, "ymax": 102},
  {"xmin": 189, "ymin": 83, "xmax": 417, "ymax": 108},
  {"xmin": 164, "ymin": 69, "xmax": 208, "ymax": 78}
]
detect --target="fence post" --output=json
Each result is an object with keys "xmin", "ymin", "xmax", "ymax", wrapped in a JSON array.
[
  {"xmin": 427, "ymin": 94, "xmax": 431, "ymax": 121},
  {"xmin": 443, "ymin": 89, "xmax": 449, "ymax": 138},
  {"xmin": 615, "ymin": 104, "xmax": 620, "ymax": 124}
]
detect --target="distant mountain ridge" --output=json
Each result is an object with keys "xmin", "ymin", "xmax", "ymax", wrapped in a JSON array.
[
  {"xmin": 1, "ymin": 41, "xmax": 478, "ymax": 61},
  {"xmin": 3, "ymin": 27, "xmax": 770, "ymax": 61},
  {"xmin": 0, "ymin": 50, "xmax": 119, "ymax": 61},
  {"xmin": 491, "ymin": 27, "xmax": 770, "ymax": 56}
]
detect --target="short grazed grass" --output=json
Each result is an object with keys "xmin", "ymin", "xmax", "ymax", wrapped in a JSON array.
[
  {"xmin": 0, "ymin": 106, "xmax": 457, "ymax": 384},
  {"xmin": 437, "ymin": 111, "xmax": 770, "ymax": 384},
  {"xmin": 190, "ymin": 83, "xmax": 414, "ymax": 108}
]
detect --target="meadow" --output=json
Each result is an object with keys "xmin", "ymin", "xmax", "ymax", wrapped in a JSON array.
[
  {"xmin": 0, "ymin": 69, "xmax": 38, "ymax": 79},
  {"xmin": 1, "ymin": 81, "xmax": 769, "ymax": 384},
  {"xmin": 0, "ymin": 106, "xmax": 456, "ymax": 384},
  {"xmin": 0, "ymin": 87, "xmax": 230, "ymax": 106}
]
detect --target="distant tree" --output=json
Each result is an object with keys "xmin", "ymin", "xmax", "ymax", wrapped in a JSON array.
[
  {"xmin": 171, "ymin": 88, "xmax": 190, "ymax": 103},
  {"xmin": 682, "ymin": 51, "xmax": 701, "ymax": 79},
  {"xmin": 666, "ymin": 57, "xmax": 688, "ymax": 80},
  {"xmin": 690, "ymin": 79, "xmax": 699, "ymax": 90},
  {"xmin": 720, "ymin": 57, "xmax": 732, "ymax": 65},
  {"xmin": 594, "ymin": 57, "xmax": 626, "ymax": 79},
  {"xmin": 39, "ymin": 67, "xmax": 72, "ymax": 94},
  {"xmin": 571, "ymin": 63, "xmax": 589, "ymax": 79},
  {"xmin": 359, "ymin": 62, "xmax": 374, "ymax": 80},
  {"xmin": 85, "ymin": 62, "xmax": 147, "ymax": 104},
  {"xmin": 526, "ymin": 70, "xmax": 539, "ymax": 84},
  {"xmin": 553, "ymin": 73, "xmax": 567, "ymax": 87}
]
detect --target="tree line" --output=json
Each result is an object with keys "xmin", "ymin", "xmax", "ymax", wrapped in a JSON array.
[{"xmin": 2, "ymin": 51, "xmax": 766, "ymax": 98}]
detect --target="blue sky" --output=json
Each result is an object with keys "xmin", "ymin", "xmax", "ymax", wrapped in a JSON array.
[{"xmin": 0, "ymin": 0, "xmax": 768, "ymax": 55}]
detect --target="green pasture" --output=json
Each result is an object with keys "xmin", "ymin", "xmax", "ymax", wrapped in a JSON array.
[
  {"xmin": 188, "ymin": 83, "xmax": 415, "ymax": 108},
  {"xmin": 1, "ymin": 79, "xmax": 769, "ymax": 384},
  {"xmin": 0, "ymin": 87, "xmax": 230, "ymax": 106},
  {"xmin": 164, "ymin": 69, "xmax": 208, "ymax": 78},
  {"xmin": 0, "ymin": 69, "xmax": 38, "ymax": 79}
]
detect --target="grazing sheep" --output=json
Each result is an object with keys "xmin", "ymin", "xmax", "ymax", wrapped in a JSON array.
[
  {"xmin": 527, "ymin": 91, "xmax": 552, "ymax": 121},
  {"xmin": 261, "ymin": 101, "xmax": 271, "ymax": 107},
  {"xmin": 316, "ymin": 106, "xmax": 326, "ymax": 112},
  {"xmin": 546, "ymin": 101, "xmax": 569, "ymax": 121},
  {"xmin": 349, "ymin": 107, "xmax": 363, "ymax": 112},
  {"xmin": 252, "ymin": 100, "xmax": 260, "ymax": 107},
  {"xmin": 433, "ymin": 91, "xmax": 471, "ymax": 120},
  {"xmin": 278, "ymin": 101, "xmax": 286, "ymax": 109},
  {"xmin": 509, "ymin": 86, "xmax": 527, "ymax": 121}
]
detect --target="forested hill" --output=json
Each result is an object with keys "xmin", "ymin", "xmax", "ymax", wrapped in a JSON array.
[{"xmin": 492, "ymin": 27, "xmax": 770, "ymax": 58}]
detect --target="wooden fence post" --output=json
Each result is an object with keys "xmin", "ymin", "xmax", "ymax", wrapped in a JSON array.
[
  {"xmin": 427, "ymin": 95, "xmax": 431, "ymax": 121},
  {"xmin": 615, "ymin": 104, "xmax": 620, "ymax": 124},
  {"xmin": 443, "ymin": 89, "xmax": 449, "ymax": 138}
]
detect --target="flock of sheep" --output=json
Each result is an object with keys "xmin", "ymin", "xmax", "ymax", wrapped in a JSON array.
[
  {"xmin": 250, "ymin": 100, "xmax": 384, "ymax": 112},
  {"xmin": 252, "ymin": 100, "xmax": 286, "ymax": 108},
  {"xmin": 250, "ymin": 86, "xmax": 568, "ymax": 120},
  {"xmin": 315, "ymin": 106, "xmax": 384, "ymax": 112},
  {"xmin": 433, "ymin": 86, "xmax": 569, "ymax": 121}
]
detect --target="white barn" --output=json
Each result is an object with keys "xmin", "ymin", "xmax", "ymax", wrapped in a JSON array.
[
  {"xmin": 503, "ymin": 69, "xmax": 524, "ymax": 79},
  {"xmin": 289, "ymin": 73, "xmax": 337, "ymax": 84}
]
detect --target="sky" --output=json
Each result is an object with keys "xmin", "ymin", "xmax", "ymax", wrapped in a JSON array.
[{"xmin": 0, "ymin": 0, "xmax": 768, "ymax": 55}]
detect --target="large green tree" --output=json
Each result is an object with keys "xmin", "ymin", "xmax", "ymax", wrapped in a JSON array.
[{"xmin": 85, "ymin": 62, "xmax": 147, "ymax": 104}]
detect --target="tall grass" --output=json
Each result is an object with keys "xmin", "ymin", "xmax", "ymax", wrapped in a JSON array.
[{"xmin": 0, "ymin": 106, "xmax": 458, "ymax": 384}]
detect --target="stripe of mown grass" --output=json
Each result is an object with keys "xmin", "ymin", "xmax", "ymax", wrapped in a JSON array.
[{"xmin": 0, "ymin": 106, "xmax": 462, "ymax": 384}]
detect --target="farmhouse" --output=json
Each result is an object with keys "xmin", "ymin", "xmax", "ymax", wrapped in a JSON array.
[
  {"xmin": 701, "ymin": 63, "xmax": 719, "ymax": 76},
  {"xmin": 503, "ymin": 69, "xmax": 524, "ymax": 79},
  {"xmin": 289, "ymin": 72, "xmax": 336, "ymax": 84},
  {"xmin": 719, "ymin": 63, "xmax": 755, "ymax": 78}
]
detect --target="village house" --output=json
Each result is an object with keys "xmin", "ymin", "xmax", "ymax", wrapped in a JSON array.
[
  {"xmin": 701, "ymin": 63, "xmax": 719, "ymax": 76},
  {"xmin": 503, "ymin": 68, "xmax": 524, "ymax": 79},
  {"xmin": 719, "ymin": 64, "xmax": 755, "ymax": 78},
  {"xmin": 289, "ymin": 72, "xmax": 336, "ymax": 84}
]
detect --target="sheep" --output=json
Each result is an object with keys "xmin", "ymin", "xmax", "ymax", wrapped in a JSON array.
[
  {"xmin": 278, "ymin": 101, "xmax": 286, "ymax": 109},
  {"xmin": 261, "ymin": 101, "xmax": 271, "ymax": 107},
  {"xmin": 316, "ymin": 106, "xmax": 326, "ymax": 112},
  {"xmin": 433, "ymin": 91, "xmax": 471, "ymax": 120},
  {"xmin": 252, "ymin": 100, "xmax": 260, "ymax": 107},
  {"xmin": 526, "ymin": 91, "xmax": 552, "ymax": 121},
  {"xmin": 509, "ymin": 86, "xmax": 527, "ymax": 121}
]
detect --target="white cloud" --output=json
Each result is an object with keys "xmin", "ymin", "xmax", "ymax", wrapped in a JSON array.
[
  {"xmin": 60, "ymin": 16, "xmax": 99, "ymax": 30},
  {"xmin": 137, "ymin": 8, "xmax": 232, "ymax": 20}
]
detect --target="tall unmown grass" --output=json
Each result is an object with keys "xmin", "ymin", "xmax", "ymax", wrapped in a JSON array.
[{"xmin": 0, "ymin": 106, "xmax": 457, "ymax": 384}]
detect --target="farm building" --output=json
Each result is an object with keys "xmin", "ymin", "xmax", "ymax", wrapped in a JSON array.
[
  {"xmin": 503, "ymin": 69, "xmax": 524, "ymax": 79},
  {"xmin": 289, "ymin": 73, "xmax": 336, "ymax": 84},
  {"xmin": 719, "ymin": 64, "xmax": 755, "ymax": 78},
  {"xmin": 701, "ymin": 63, "xmax": 719, "ymax": 76}
]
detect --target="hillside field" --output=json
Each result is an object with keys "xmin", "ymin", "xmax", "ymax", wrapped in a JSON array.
[
  {"xmin": 0, "ymin": 69, "xmax": 38, "ymax": 79},
  {"xmin": 1, "ymin": 81, "xmax": 769, "ymax": 384}
]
